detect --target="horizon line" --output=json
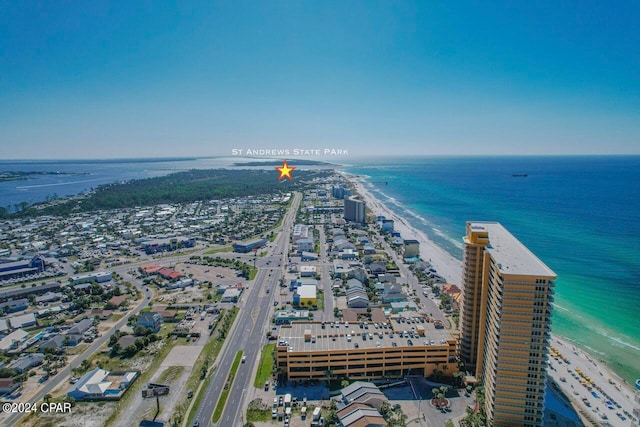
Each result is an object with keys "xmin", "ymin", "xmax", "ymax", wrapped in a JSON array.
[{"xmin": 2, "ymin": 153, "xmax": 640, "ymax": 162}]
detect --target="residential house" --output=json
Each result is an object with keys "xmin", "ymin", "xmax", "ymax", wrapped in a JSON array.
[
  {"xmin": 137, "ymin": 312, "xmax": 163, "ymax": 333},
  {"xmin": 381, "ymin": 283, "xmax": 406, "ymax": 303},
  {"xmin": 66, "ymin": 318, "xmax": 94, "ymax": 345},
  {"xmin": 403, "ymin": 239, "xmax": 420, "ymax": 258},
  {"xmin": 337, "ymin": 402, "xmax": 387, "ymax": 427},
  {"xmin": 441, "ymin": 284, "xmax": 462, "ymax": 309},
  {"xmin": 296, "ymin": 238, "xmax": 314, "ymax": 253},
  {"xmin": 9, "ymin": 353, "xmax": 44, "ymax": 373},
  {"xmin": 0, "ymin": 298, "xmax": 29, "ymax": 313},
  {"xmin": 116, "ymin": 335, "xmax": 138, "ymax": 349},
  {"xmin": 38, "ymin": 335, "xmax": 66, "ymax": 352},
  {"xmin": 109, "ymin": 295, "xmax": 128, "ymax": 308},
  {"xmin": 67, "ymin": 367, "xmax": 139, "ymax": 401},
  {"xmin": 8, "ymin": 312, "xmax": 37, "ymax": 329},
  {"xmin": 340, "ymin": 381, "xmax": 389, "ymax": 410},
  {"xmin": 390, "ymin": 301, "xmax": 418, "ymax": 313},
  {"xmin": 0, "ymin": 329, "xmax": 29, "ymax": 353},
  {"xmin": 0, "ymin": 378, "xmax": 19, "ymax": 396},
  {"xmin": 367, "ymin": 262, "xmax": 386, "ymax": 276}
]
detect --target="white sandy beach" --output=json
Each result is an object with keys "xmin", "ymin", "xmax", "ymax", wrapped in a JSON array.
[
  {"xmin": 349, "ymin": 177, "xmax": 463, "ymax": 285},
  {"xmin": 346, "ymin": 174, "xmax": 639, "ymax": 426}
]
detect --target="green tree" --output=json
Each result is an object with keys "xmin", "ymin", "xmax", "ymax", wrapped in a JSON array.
[{"xmin": 0, "ymin": 368, "xmax": 17, "ymax": 378}]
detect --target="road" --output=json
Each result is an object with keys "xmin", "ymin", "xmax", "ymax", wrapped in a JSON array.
[
  {"xmin": 192, "ymin": 192, "xmax": 301, "ymax": 427},
  {"xmin": 2, "ymin": 285, "xmax": 153, "ymax": 426}
]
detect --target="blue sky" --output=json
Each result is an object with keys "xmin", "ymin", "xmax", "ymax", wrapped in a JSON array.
[{"xmin": 1, "ymin": 1, "xmax": 638, "ymax": 159}]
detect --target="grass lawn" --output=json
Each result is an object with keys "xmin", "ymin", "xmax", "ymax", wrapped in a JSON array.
[
  {"xmin": 253, "ymin": 343, "xmax": 276, "ymax": 388},
  {"xmin": 204, "ymin": 245, "xmax": 232, "ymax": 255},
  {"xmin": 246, "ymin": 408, "xmax": 272, "ymax": 422},
  {"xmin": 212, "ymin": 350, "xmax": 243, "ymax": 423},
  {"xmin": 109, "ymin": 313, "xmax": 124, "ymax": 322},
  {"xmin": 317, "ymin": 290, "xmax": 325, "ymax": 311}
]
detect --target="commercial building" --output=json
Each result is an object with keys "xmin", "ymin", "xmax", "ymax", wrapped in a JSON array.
[
  {"xmin": 344, "ymin": 197, "xmax": 366, "ymax": 224},
  {"xmin": 274, "ymin": 309, "xmax": 312, "ymax": 325},
  {"xmin": 299, "ymin": 266, "xmax": 317, "ymax": 277},
  {"xmin": 140, "ymin": 236, "xmax": 196, "ymax": 254},
  {"xmin": 220, "ymin": 287, "xmax": 242, "ymax": 303},
  {"xmin": 275, "ymin": 320, "xmax": 457, "ymax": 381},
  {"xmin": 71, "ymin": 271, "xmax": 112, "ymax": 285},
  {"xmin": 459, "ymin": 221, "xmax": 556, "ymax": 427},
  {"xmin": 166, "ymin": 278, "xmax": 194, "ymax": 290},
  {"xmin": 0, "ymin": 281, "xmax": 61, "ymax": 303},
  {"xmin": 293, "ymin": 224, "xmax": 311, "ymax": 241},
  {"xmin": 232, "ymin": 238, "xmax": 267, "ymax": 253},
  {"xmin": 293, "ymin": 284, "xmax": 317, "ymax": 307},
  {"xmin": 0, "ymin": 256, "xmax": 46, "ymax": 281}
]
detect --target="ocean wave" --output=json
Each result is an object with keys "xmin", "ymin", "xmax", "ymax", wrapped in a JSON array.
[
  {"xmin": 580, "ymin": 344, "xmax": 606, "ymax": 356},
  {"xmin": 583, "ymin": 324, "xmax": 640, "ymax": 351},
  {"xmin": 368, "ymin": 187, "xmax": 465, "ymax": 251},
  {"xmin": 608, "ymin": 336, "xmax": 640, "ymax": 351}
]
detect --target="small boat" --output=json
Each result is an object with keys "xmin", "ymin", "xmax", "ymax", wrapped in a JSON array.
[
  {"xmin": 636, "ymin": 378, "xmax": 640, "ymax": 390},
  {"xmin": 512, "ymin": 173, "xmax": 528, "ymax": 177}
]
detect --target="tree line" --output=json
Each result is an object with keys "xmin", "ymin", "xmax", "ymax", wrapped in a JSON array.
[{"xmin": 5, "ymin": 168, "xmax": 331, "ymax": 218}]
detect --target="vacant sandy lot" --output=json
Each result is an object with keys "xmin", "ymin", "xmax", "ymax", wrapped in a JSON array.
[{"xmin": 162, "ymin": 345, "xmax": 202, "ymax": 367}]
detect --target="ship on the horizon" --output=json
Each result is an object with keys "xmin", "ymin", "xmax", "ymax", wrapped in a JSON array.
[{"xmin": 512, "ymin": 172, "xmax": 528, "ymax": 177}]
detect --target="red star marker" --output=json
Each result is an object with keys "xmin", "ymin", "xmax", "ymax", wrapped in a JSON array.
[{"xmin": 275, "ymin": 160, "xmax": 296, "ymax": 181}]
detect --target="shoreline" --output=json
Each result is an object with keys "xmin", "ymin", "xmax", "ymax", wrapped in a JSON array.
[{"xmin": 345, "ymin": 173, "xmax": 638, "ymax": 423}]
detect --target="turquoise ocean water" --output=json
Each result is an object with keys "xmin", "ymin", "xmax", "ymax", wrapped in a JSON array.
[{"xmin": 345, "ymin": 156, "xmax": 640, "ymax": 384}]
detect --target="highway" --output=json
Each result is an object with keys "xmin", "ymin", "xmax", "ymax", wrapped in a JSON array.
[
  {"xmin": 192, "ymin": 192, "xmax": 301, "ymax": 427},
  {"xmin": 317, "ymin": 225, "xmax": 335, "ymax": 321}
]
